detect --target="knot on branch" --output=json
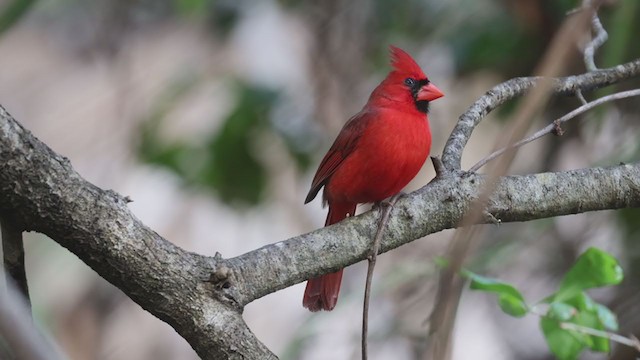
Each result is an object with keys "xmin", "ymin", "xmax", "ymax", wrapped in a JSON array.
[
  {"xmin": 552, "ymin": 119, "xmax": 565, "ymax": 136},
  {"xmin": 483, "ymin": 210, "xmax": 501, "ymax": 225},
  {"xmin": 207, "ymin": 265, "xmax": 242, "ymax": 309},
  {"xmin": 204, "ymin": 253, "xmax": 243, "ymax": 309},
  {"xmin": 105, "ymin": 189, "xmax": 133, "ymax": 206},
  {"xmin": 208, "ymin": 265, "xmax": 231, "ymax": 290}
]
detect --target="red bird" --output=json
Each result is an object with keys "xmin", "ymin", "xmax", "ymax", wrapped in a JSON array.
[{"xmin": 303, "ymin": 46, "xmax": 444, "ymax": 311}]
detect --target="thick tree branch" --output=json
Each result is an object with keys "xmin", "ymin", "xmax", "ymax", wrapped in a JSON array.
[
  {"xmin": 441, "ymin": 58, "xmax": 640, "ymax": 171},
  {"xmin": 230, "ymin": 164, "xmax": 640, "ymax": 305},
  {"xmin": 0, "ymin": 106, "xmax": 276, "ymax": 360}
]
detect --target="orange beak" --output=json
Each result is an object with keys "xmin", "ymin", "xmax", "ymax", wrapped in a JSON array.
[{"xmin": 417, "ymin": 83, "xmax": 444, "ymax": 102}]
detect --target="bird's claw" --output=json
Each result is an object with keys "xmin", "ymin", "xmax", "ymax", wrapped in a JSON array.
[
  {"xmin": 483, "ymin": 210, "xmax": 501, "ymax": 225},
  {"xmin": 377, "ymin": 192, "xmax": 404, "ymax": 209}
]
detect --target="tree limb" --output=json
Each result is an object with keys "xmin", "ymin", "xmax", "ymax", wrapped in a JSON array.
[
  {"xmin": 230, "ymin": 163, "xmax": 640, "ymax": 306},
  {"xmin": 0, "ymin": 106, "xmax": 276, "ymax": 360}
]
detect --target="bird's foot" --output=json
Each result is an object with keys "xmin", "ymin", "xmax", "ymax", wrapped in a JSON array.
[
  {"xmin": 376, "ymin": 192, "xmax": 404, "ymax": 210},
  {"xmin": 483, "ymin": 210, "xmax": 501, "ymax": 225},
  {"xmin": 368, "ymin": 193, "xmax": 403, "ymax": 261}
]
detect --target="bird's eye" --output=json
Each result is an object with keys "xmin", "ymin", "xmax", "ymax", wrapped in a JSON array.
[{"xmin": 404, "ymin": 78, "xmax": 416, "ymax": 87}]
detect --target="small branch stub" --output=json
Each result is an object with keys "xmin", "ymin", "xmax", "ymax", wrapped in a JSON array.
[
  {"xmin": 431, "ymin": 156, "xmax": 447, "ymax": 178},
  {"xmin": 483, "ymin": 210, "xmax": 501, "ymax": 225},
  {"xmin": 552, "ymin": 120, "xmax": 565, "ymax": 136},
  {"xmin": 208, "ymin": 265, "xmax": 231, "ymax": 290}
]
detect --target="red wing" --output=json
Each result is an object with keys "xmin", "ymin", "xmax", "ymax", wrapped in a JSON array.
[{"xmin": 304, "ymin": 110, "xmax": 374, "ymax": 204}]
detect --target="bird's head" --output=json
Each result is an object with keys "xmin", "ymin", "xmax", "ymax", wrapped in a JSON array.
[{"xmin": 372, "ymin": 45, "xmax": 444, "ymax": 113}]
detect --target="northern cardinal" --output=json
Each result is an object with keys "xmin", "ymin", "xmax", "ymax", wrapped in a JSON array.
[{"xmin": 303, "ymin": 46, "xmax": 444, "ymax": 311}]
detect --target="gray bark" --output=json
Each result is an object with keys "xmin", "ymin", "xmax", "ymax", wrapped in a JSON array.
[
  {"xmin": 1, "ymin": 57, "xmax": 639, "ymax": 359},
  {"xmin": 1, "ymin": 216, "xmax": 29, "ymax": 308},
  {"xmin": 0, "ymin": 108, "xmax": 275, "ymax": 360}
]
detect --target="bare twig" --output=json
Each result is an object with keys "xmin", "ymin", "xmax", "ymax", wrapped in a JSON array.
[
  {"xmin": 441, "ymin": 58, "xmax": 640, "ymax": 171},
  {"xmin": 0, "ymin": 279, "xmax": 61, "ymax": 360},
  {"xmin": 581, "ymin": 0, "xmax": 608, "ymax": 71},
  {"xmin": 576, "ymin": 89, "xmax": 589, "ymax": 105},
  {"xmin": 530, "ymin": 305, "xmax": 640, "ymax": 352},
  {"xmin": 362, "ymin": 193, "xmax": 401, "ymax": 360},
  {"xmin": 469, "ymin": 89, "xmax": 640, "ymax": 172},
  {"xmin": 559, "ymin": 322, "xmax": 640, "ymax": 351},
  {"xmin": 0, "ymin": 217, "xmax": 30, "ymax": 309}
]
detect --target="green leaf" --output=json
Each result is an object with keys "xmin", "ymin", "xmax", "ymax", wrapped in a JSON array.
[
  {"xmin": 466, "ymin": 272, "xmax": 528, "ymax": 317},
  {"xmin": 541, "ymin": 317, "xmax": 585, "ymax": 360},
  {"xmin": 137, "ymin": 81, "xmax": 278, "ymax": 207},
  {"xmin": 563, "ymin": 292, "xmax": 595, "ymax": 312},
  {"xmin": 556, "ymin": 248, "xmax": 623, "ymax": 301},
  {"xmin": 573, "ymin": 310, "xmax": 608, "ymax": 352},
  {"xmin": 547, "ymin": 302, "xmax": 576, "ymax": 321},
  {"xmin": 595, "ymin": 303, "xmax": 619, "ymax": 331},
  {"xmin": 497, "ymin": 295, "xmax": 529, "ymax": 317},
  {"xmin": 202, "ymin": 85, "xmax": 278, "ymax": 205},
  {"xmin": 544, "ymin": 293, "xmax": 614, "ymax": 354}
]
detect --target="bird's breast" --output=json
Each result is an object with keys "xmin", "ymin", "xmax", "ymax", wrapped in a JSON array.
[{"xmin": 325, "ymin": 113, "xmax": 432, "ymax": 204}]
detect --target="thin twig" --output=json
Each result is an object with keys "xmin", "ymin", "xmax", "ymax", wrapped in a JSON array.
[
  {"xmin": 559, "ymin": 322, "xmax": 640, "ymax": 351},
  {"xmin": 576, "ymin": 89, "xmax": 588, "ymax": 105},
  {"xmin": 362, "ymin": 193, "xmax": 401, "ymax": 360},
  {"xmin": 530, "ymin": 305, "xmax": 640, "ymax": 352},
  {"xmin": 0, "ymin": 217, "xmax": 30, "ymax": 310},
  {"xmin": 440, "ymin": 58, "xmax": 640, "ymax": 172},
  {"xmin": 581, "ymin": 0, "xmax": 608, "ymax": 72},
  {"xmin": 469, "ymin": 89, "xmax": 640, "ymax": 172},
  {"xmin": 0, "ymin": 279, "xmax": 62, "ymax": 360}
]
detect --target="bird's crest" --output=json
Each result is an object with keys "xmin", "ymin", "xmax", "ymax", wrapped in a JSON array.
[{"xmin": 390, "ymin": 45, "xmax": 425, "ymax": 77}]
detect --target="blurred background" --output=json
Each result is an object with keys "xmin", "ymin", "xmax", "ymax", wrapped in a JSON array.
[{"xmin": 1, "ymin": 0, "xmax": 639, "ymax": 359}]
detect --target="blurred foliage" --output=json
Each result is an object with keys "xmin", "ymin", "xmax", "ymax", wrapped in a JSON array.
[
  {"xmin": 468, "ymin": 248, "xmax": 625, "ymax": 360},
  {"xmin": 466, "ymin": 271, "xmax": 529, "ymax": 317},
  {"xmin": 601, "ymin": 0, "xmax": 640, "ymax": 70},
  {"xmin": 174, "ymin": 0, "xmax": 208, "ymax": 14},
  {"xmin": 616, "ymin": 207, "xmax": 640, "ymax": 281},
  {"xmin": 7, "ymin": 0, "xmax": 639, "ymax": 77},
  {"xmin": 374, "ymin": 0, "xmax": 573, "ymax": 76},
  {"xmin": 138, "ymin": 79, "xmax": 312, "ymax": 207},
  {"xmin": 0, "ymin": 0, "xmax": 37, "ymax": 34},
  {"xmin": 200, "ymin": 86, "xmax": 275, "ymax": 205},
  {"xmin": 174, "ymin": 0, "xmax": 240, "ymax": 37}
]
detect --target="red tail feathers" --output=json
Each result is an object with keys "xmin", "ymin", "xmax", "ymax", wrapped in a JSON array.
[
  {"xmin": 302, "ymin": 269, "xmax": 344, "ymax": 312},
  {"xmin": 302, "ymin": 202, "xmax": 356, "ymax": 311}
]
